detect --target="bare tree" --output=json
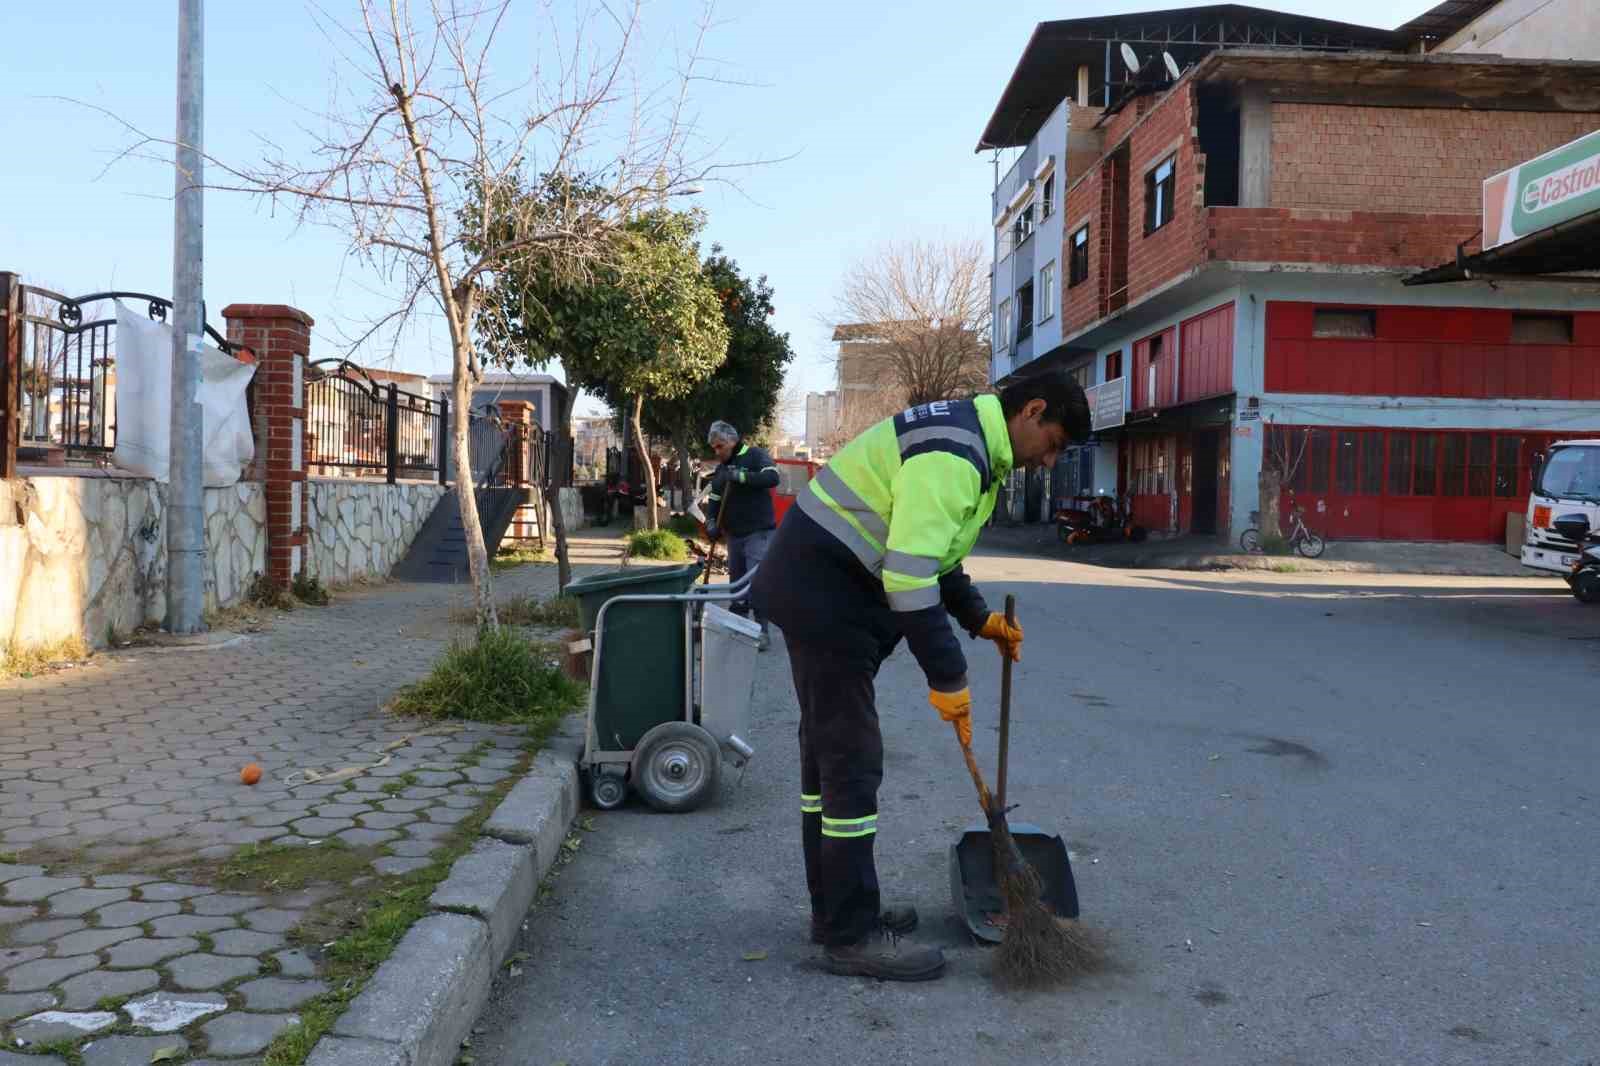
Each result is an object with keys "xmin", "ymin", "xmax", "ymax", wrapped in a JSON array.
[
  {"xmin": 87, "ymin": 0, "xmax": 726, "ymax": 628},
  {"xmin": 1260, "ymin": 423, "xmax": 1315, "ymax": 542},
  {"xmin": 831, "ymin": 238, "xmax": 993, "ymax": 428}
]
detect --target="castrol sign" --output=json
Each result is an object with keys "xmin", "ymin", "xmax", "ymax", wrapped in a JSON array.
[{"xmin": 1483, "ymin": 128, "xmax": 1600, "ymax": 251}]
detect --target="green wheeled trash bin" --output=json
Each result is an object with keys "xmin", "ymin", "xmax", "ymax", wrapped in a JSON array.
[
  {"xmin": 573, "ymin": 564, "xmax": 761, "ymax": 812},
  {"xmin": 568, "ymin": 564, "xmax": 703, "ymax": 809}
]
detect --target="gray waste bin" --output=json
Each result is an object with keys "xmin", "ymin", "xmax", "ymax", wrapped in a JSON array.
[{"xmin": 697, "ymin": 604, "xmax": 761, "ymax": 768}]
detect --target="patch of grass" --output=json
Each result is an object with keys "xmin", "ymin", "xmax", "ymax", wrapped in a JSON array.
[
  {"xmin": 263, "ymin": 749, "xmax": 542, "ymax": 1066},
  {"xmin": 625, "ymin": 528, "xmax": 689, "ymax": 560},
  {"xmin": 217, "ymin": 839, "xmax": 373, "ymax": 893},
  {"xmin": 247, "ymin": 571, "xmax": 296, "ymax": 610},
  {"xmin": 30, "ymin": 1038, "xmax": 83, "ymax": 1066},
  {"xmin": 451, "ymin": 594, "xmax": 580, "ymax": 631},
  {"xmin": 1, "ymin": 636, "xmax": 91, "ymax": 680},
  {"xmin": 1260, "ymin": 534, "xmax": 1291, "ymax": 556},
  {"xmin": 388, "ymin": 628, "xmax": 583, "ymax": 726},
  {"xmin": 667, "ymin": 513, "xmax": 701, "ymax": 538},
  {"xmin": 0, "ymin": 851, "xmax": 19, "ymax": 864},
  {"xmin": 1269, "ymin": 562, "xmax": 1304, "ymax": 573},
  {"xmin": 491, "ymin": 542, "xmax": 554, "ymax": 570},
  {"xmin": 292, "ymin": 573, "xmax": 332, "ymax": 607},
  {"xmin": 94, "ymin": 994, "xmax": 129, "ymax": 1012}
]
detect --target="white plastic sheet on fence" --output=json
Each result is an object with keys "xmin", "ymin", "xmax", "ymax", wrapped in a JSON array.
[{"xmin": 111, "ymin": 305, "xmax": 256, "ymax": 486}]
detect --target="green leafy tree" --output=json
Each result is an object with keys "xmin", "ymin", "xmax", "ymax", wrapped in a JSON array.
[
  {"xmin": 618, "ymin": 250, "xmax": 794, "ymax": 499},
  {"xmin": 477, "ymin": 185, "xmax": 728, "ymax": 578}
]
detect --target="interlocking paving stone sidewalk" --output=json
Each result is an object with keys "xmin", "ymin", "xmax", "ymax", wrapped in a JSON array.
[{"xmin": 1, "ymin": 538, "xmax": 620, "ymax": 1059}]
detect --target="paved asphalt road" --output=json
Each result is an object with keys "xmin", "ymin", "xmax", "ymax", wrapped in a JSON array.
[{"xmin": 474, "ymin": 542, "xmax": 1598, "ymax": 1066}]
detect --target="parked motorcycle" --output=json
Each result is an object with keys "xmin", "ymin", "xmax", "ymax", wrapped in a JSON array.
[
  {"xmin": 1553, "ymin": 513, "xmax": 1600, "ymax": 603},
  {"xmin": 1056, "ymin": 494, "xmax": 1147, "ymax": 546}
]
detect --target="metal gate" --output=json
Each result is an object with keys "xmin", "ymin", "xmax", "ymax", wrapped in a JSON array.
[{"xmin": 1, "ymin": 279, "xmax": 236, "ymax": 469}]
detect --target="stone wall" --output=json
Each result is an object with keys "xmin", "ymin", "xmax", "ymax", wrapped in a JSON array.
[
  {"xmin": 1, "ymin": 475, "xmax": 267, "ymax": 651},
  {"xmin": 303, "ymin": 479, "xmax": 446, "ymax": 585}
]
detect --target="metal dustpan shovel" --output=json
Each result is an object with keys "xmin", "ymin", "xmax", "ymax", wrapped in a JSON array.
[{"xmin": 949, "ymin": 596, "xmax": 1079, "ymax": 943}]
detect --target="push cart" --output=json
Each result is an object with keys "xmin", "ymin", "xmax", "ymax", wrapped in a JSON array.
[{"xmin": 569, "ymin": 565, "xmax": 762, "ymax": 812}]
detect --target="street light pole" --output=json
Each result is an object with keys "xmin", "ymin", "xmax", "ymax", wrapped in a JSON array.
[{"xmin": 167, "ymin": 0, "xmax": 206, "ymax": 634}]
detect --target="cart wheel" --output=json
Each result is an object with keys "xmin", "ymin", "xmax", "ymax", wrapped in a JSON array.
[
  {"xmin": 631, "ymin": 722, "xmax": 722, "ymax": 813},
  {"xmin": 588, "ymin": 770, "xmax": 628, "ymax": 810}
]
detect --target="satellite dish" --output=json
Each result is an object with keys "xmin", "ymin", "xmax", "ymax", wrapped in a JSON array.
[
  {"xmin": 1120, "ymin": 43, "xmax": 1141, "ymax": 74},
  {"xmin": 1163, "ymin": 51, "xmax": 1182, "ymax": 80}
]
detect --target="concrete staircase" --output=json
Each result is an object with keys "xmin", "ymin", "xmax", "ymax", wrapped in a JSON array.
[{"xmin": 391, "ymin": 485, "xmax": 528, "ymax": 583}]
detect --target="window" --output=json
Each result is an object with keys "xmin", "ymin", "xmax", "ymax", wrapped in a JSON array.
[
  {"xmin": 1333, "ymin": 430, "xmax": 1384, "ymax": 496},
  {"xmin": 1337, "ymin": 431, "xmax": 1373, "ymax": 495},
  {"xmin": 1414, "ymin": 433, "xmax": 1438, "ymax": 496},
  {"xmin": 1145, "ymin": 333, "xmax": 1164, "ymax": 407},
  {"xmin": 1468, "ymin": 434, "xmax": 1493, "ymax": 497},
  {"xmin": 1441, "ymin": 434, "xmax": 1467, "ymax": 497},
  {"xmin": 1016, "ymin": 282, "xmax": 1035, "ymax": 341},
  {"xmin": 1041, "ymin": 174, "xmax": 1055, "ymax": 219},
  {"xmin": 1012, "ymin": 202, "xmax": 1035, "ymax": 246},
  {"xmin": 1038, "ymin": 263, "xmax": 1055, "ymax": 322},
  {"xmin": 1306, "ymin": 429, "xmax": 1331, "ymax": 493},
  {"xmin": 1495, "ymin": 435, "xmax": 1524, "ymax": 498},
  {"xmin": 1105, "ymin": 350, "xmax": 1123, "ymax": 380},
  {"xmin": 1511, "ymin": 312, "xmax": 1573, "ymax": 344},
  {"xmin": 1067, "ymin": 363, "xmax": 1091, "ymax": 389},
  {"xmin": 1144, "ymin": 155, "xmax": 1175, "ymax": 233},
  {"xmin": 1388, "ymin": 433, "xmax": 1413, "ymax": 495},
  {"xmin": 1069, "ymin": 226, "xmax": 1090, "ymax": 287},
  {"xmin": 997, "ymin": 298, "xmax": 1012, "ymax": 351},
  {"xmin": 1313, "ymin": 309, "xmax": 1376, "ymax": 338}
]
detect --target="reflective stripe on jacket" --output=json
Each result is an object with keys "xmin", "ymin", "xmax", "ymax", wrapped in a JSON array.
[
  {"xmin": 707, "ymin": 441, "xmax": 779, "ymax": 536},
  {"xmin": 794, "ymin": 395, "xmax": 1011, "ymax": 686}
]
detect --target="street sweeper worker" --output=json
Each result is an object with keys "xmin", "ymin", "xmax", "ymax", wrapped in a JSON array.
[
  {"xmin": 752, "ymin": 371, "xmax": 1091, "ymax": 981},
  {"xmin": 705, "ymin": 420, "xmax": 780, "ymax": 640}
]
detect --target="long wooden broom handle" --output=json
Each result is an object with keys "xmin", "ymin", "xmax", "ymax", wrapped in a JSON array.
[
  {"xmin": 996, "ymin": 594, "xmax": 1016, "ymax": 813},
  {"xmin": 955, "ymin": 726, "xmax": 994, "ymax": 816}
]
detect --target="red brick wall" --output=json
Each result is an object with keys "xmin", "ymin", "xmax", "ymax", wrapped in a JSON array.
[
  {"xmin": 1265, "ymin": 301, "xmax": 1600, "ymax": 399},
  {"xmin": 1101, "ymin": 94, "xmax": 1156, "ymax": 154},
  {"xmin": 1206, "ymin": 207, "xmax": 1481, "ymax": 269},
  {"xmin": 224, "ymin": 304, "xmax": 312, "ymax": 586},
  {"xmin": 1270, "ymin": 105, "xmax": 1598, "ymax": 215},
  {"xmin": 1062, "ymin": 169, "xmax": 1101, "ymax": 335},
  {"xmin": 1127, "ymin": 85, "xmax": 1206, "ymax": 305}
]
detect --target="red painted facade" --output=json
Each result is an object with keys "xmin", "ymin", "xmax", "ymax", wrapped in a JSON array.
[
  {"xmin": 1265, "ymin": 302, "xmax": 1600, "ymax": 399},
  {"xmin": 1178, "ymin": 303, "xmax": 1235, "ymax": 404},
  {"xmin": 1131, "ymin": 327, "xmax": 1177, "ymax": 410},
  {"xmin": 1270, "ymin": 425, "xmax": 1558, "ymax": 542}
]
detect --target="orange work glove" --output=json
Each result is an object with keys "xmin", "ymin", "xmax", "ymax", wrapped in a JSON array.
[
  {"xmin": 930, "ymin": 687, "xmax": 972, "ymax": 748},
  {"xmin": 978, "ymin": 612, "xmax": 1024, "ymax": 662}
]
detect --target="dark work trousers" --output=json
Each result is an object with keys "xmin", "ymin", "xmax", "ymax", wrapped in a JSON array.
[
  {"xmin": 787, "ymin": 635, "xmax": 894, "ymax": 947},
  {"xmin": 727, "ymin": 528, "xmax": 772, "ymax": 625}
]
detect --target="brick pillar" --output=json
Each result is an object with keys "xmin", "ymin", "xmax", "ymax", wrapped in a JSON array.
[
  {"xmin": 496, "ymin": 401, "xmax": 534, "ymax": 485},
  {"xmin": 222, "ymin": 304, "xmax": 312, "ymax": 587}
]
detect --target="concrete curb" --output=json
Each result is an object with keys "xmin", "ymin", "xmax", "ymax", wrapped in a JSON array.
[
  {"xmin": 305, "ymin": 719, "xmax": 584, "ymax": 1066},
  {"xmin": 1101, "ymin": 552, "xmax": 1541, "ymax": 578}
]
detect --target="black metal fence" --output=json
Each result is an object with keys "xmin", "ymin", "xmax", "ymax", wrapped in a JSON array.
[
  {"xmin": 304, "ymin": 360, "xmax": 446, "ymax": 482},
  {"xmin": 4, "ymin": 282, "xmax": 237, "ymax": 464}
]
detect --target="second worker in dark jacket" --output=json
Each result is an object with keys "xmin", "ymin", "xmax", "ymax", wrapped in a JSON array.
[{"xmin": 706, "ymin": 420, "xmax": 779, "ymax": 638}]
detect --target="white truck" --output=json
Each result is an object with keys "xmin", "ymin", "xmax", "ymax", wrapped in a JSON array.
[{"xmin": 1521, "ymin": 439, "xmax": 1600, "ymax": 576}]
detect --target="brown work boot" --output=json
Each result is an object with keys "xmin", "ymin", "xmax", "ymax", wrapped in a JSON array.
[
  {"xmin": 811, "ymin": 904, "xmax": 917, "ymax": 945},
  {"xmin": 823, "ymin": 932, "xmax": 945, "ymax": 982}
]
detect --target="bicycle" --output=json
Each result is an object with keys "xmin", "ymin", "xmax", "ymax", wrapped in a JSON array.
[{"xmin": 1240, "ymin": 505, "xmax": 1326, "ymax": 558}]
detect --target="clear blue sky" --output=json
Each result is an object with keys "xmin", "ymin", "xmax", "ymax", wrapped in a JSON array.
[{"xmin": 2, "ymin": 1, "xmax": 1435, "ymax": 423}]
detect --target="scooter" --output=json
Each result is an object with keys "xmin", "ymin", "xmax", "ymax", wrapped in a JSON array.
[
  {"xmin": 1056, "ymin": 494, "xmax": 1146, "ymax": 546},
  {"xmin": 1553, "ymin": 513, "xmax": 1600, "ymax": 603}
]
